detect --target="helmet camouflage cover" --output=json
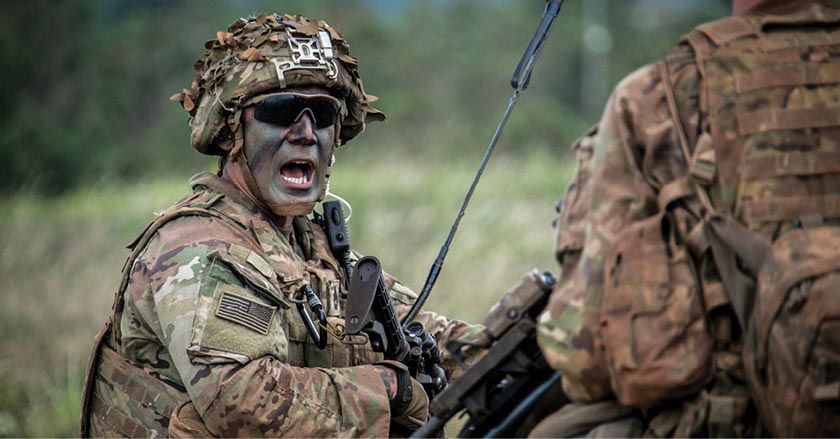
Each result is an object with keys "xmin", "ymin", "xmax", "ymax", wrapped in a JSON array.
[{"xmin": 171, "ymin": 13, "xmax": 385, "ymax": 157}]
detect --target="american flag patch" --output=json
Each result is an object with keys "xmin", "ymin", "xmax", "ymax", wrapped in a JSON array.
[{"xmin": 215, "ymin": 291, "xmax": 276, "ymax": 335}]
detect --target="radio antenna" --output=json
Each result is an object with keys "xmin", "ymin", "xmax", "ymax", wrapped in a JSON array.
[{"xmin": 402, "ymin": 0, "xmax": 564, "ymax": 324}]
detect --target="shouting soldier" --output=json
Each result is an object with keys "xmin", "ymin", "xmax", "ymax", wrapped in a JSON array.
[{"xmin": 80, "ymin": 13, "xmax": 482, "ymax": 438}]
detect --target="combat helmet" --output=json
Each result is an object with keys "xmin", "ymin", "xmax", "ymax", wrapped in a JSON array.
[{"xmin": 170, "ymin": 13, "xmax": 385, "ymax": 159}]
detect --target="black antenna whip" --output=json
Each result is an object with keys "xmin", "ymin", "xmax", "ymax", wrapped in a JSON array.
[{"xmin": 403, "ymin": 0, "xmax": 564, "ymax": 325}]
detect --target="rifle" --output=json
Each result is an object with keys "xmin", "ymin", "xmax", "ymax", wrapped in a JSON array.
[
  {"xmin": 344, "ymin": 255, "xmax": 447, "ymax": 399},
  {"xmin": 316, "ymin": 201, "xmax": 446, "ymax": 398},
  {"xmin": 410, "ymin": 270, "xmax": 565, "ymax": 438}
]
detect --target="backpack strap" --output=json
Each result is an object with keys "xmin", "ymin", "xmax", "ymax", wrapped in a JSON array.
[
  {"xmin": 660, "ymin": 58, "xmax": 716, "ymax": 218},
  {"xmin": 703, "ymin": 216, "xmax": 769, "ymax": 328},
  {"xmin": 660, "ymin": 59, "xmax": 771, "ymax": 329}
]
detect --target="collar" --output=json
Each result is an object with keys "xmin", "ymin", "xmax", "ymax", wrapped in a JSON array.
[
  {"xmin": 189, "ymin": 172, "xmax": 264, "ymax": 215},
  {"xmin": 189, "ymin": 172, "xmax": 320, "ymax": 264}
]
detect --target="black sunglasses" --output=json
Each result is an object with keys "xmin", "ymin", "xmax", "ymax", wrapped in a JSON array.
[{"xmin": 253, "ymin": 94, "xmax": 341, "ymax": 129}]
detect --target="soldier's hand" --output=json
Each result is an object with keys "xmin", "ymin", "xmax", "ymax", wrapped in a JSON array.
[
  {"xmin": 377, "ymin": 361, "xmax": 430, "ymax": 435},
  {"xmin": 391, "ymin": 376, "xmax": 429, "ymax": 434}
]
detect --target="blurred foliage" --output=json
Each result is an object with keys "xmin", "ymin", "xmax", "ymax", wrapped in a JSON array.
[{"xmin": 1, "ymin": 0, "xmax": 727, "ymax": 194}]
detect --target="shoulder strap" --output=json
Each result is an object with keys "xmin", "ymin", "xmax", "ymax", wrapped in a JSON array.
[
  {"xmin": 80, "ymin": 315, "xmax": 112, "ymax": 436},
  {"xmin": 660, "ymin": 59, "xmax": 770, "ymax": 329}
]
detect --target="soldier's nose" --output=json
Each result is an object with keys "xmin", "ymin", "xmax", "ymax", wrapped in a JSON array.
[{"xmin": 288, "ymin": 113, "xmax": 317, "ymax": 146}]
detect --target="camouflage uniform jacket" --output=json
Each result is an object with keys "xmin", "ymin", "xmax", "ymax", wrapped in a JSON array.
[
  {"xmin": 538, "ymin": 0, "xmax": 840, "ymax": 436},
  {"xmin": 82, "ymin": 172, "xmax": 482, "ymax": 437}
]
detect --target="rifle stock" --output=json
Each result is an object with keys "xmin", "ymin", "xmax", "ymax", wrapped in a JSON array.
[
  {"xmin": 345, "ymin": 256, "xmax": 447, "ymax": 398},
  {"xmin": 345, "ymin": 256, "xmax": 411, "ymax": 360}
]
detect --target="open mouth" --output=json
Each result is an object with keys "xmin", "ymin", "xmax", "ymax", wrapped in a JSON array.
[{"xmin": 280, "ymin": 160, "xmax": 315, "ymax": 189}]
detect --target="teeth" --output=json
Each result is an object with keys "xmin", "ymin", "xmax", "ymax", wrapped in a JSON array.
[
  {"xmin": 282, "ymin": 174, "xmax": 309, "ymax": 185},
  {"xmin": 282, "ymin": 161, "xmax": 311, "ymax": 185}
]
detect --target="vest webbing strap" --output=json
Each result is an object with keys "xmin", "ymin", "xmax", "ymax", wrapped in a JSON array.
[
  {"xmin": 737, "ymin": 105, "xmax": 840, "ymax": 135},
  {"xmin": 744, "ymin": 192, "xmax": 840, "ymax": 223},
  {"xmin": 742, "ymin": 150, "xmax": 840, "ymax": 180},
  {"xmin": 89, "ymin": 393, "xmax": 151, "ymax": 438},
  {"xmin": 90, "ymin": 346, "xmax": 188, "ymax": 437},
  {"xmin": 87, "ymin": 345, "xmax": 187, "ymax": 437},
  {"xmin": 97, "ymin": 345, "xmax": 185, "ymax": 415},
  {"xmin": 736, "ymin": 62, "xmax": 840, "ymax": 93}
]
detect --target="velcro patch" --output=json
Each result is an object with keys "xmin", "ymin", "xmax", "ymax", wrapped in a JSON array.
[{"xmin": 215, "ymin": 291, "xmax": 276, "ymax": 335}]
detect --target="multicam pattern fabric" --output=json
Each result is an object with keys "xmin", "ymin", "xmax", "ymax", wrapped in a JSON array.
[
  {"xmin": 683, "ymin": 3, "xmax": 840, "ymax": 436},
  {"xmin": 169, "ymin": 14, "xmax": 385, "ymax": 156},
  {"xmin": 83, "ymin": 173, "xmax": 483, "ymax": 437},
  {"xmin": 538, "ymin": 0, "xmax": 840, "ymax": 436},
  {"xmin": 537, "ymin": 126, "xmax": 614, "ymax": 402},
  {"xmin": 745, "ymin": 226, "xmax": 840, "ymax": 436}
]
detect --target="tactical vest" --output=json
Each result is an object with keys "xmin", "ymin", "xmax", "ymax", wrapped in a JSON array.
[
  {"xmin": 670, "ymin": 10, "xmax": 840, "ymax": 437},
  {"xmin": 80, "ymin": 186, "xmax": 382, "ymax": 437}
]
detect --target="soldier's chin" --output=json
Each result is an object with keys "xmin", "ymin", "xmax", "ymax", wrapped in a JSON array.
[{"xmin": 265, "ymin": 201, "xmax": 316, "ymax": 217}]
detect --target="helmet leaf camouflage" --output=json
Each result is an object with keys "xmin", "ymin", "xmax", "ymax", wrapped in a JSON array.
[{"xmin": 170, "ymin": 13, "xmax": 385, "ymax": 157}]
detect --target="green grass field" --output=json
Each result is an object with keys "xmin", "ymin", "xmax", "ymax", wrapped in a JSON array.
[{"xmin": 0, "ymin": 151, "xmax": 572, "ymax": 437}]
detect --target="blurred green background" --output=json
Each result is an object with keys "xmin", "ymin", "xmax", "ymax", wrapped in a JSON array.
[{"xmin": 0, "ymin": 0, "xmax": 728, "ymax": 436}]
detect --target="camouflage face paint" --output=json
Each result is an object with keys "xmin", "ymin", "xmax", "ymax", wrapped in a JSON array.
[{"xmin": 241, "ymin": 86, "xmax": 336, "ymax": 215}]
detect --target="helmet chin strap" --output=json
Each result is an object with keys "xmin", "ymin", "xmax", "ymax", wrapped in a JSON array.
[{"xmin": 321, "ymin": 153, "xmax": 353, "ymax": 221}]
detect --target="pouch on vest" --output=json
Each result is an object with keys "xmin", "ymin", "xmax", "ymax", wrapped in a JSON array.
[
  {"xmin": 601, "ymin": 209, "xmax": 713, "ymax": 409},
  {"xmin": 739, "ymin": 226, "xmax": 840, "ymax": 436},
  {"xmin": 285, "ymin": 261, "xmax": 361, "ymax": 368}
]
